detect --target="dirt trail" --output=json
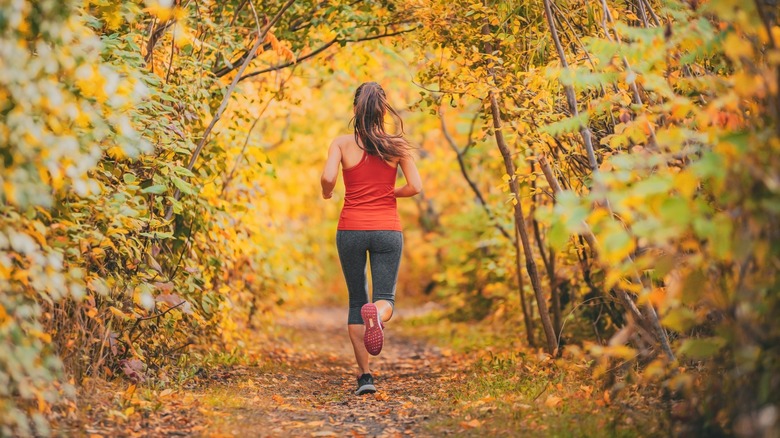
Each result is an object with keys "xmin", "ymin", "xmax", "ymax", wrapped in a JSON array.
[
  {"xmin": 65, "ymin": 305, "xmax": 665, "ymax": 437},
  {"xmin": 198, "ymin": 307, "xmax": 454, "ymax": 437}
]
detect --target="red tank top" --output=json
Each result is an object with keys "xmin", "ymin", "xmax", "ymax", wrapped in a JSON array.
[{"xmin": 337, "ymin": 150, "xmax": 401, "ymax": 231}]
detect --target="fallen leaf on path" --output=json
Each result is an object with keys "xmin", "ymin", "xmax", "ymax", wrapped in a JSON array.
[
  {"xmin": 123, "ymin": 384, "xmax": 137, "ymax": 400},
  {"xmin": 311, "ymin": 431, "xmax": 336, "ymax": 437},
  {"xmin": 460, "ymin": 419, "xmax": 481, "ymax": 429},
  {"xmin": 544, "ymin": 395, "xmax": 562, "ymax": 408},
  {"xmin": 374, "ymin": 392, "xmax": 389, "ymax": 401},
  {"xmin": 580, "ymin": 385, "xmax": 593, "ymax": 397},
  {"xmin": 272, "ymin": 394, "xmax": 284, "ymax": 404},
  {"xmin": 121, "ymin": 359, "xmax": 145, "ymax": 383}
]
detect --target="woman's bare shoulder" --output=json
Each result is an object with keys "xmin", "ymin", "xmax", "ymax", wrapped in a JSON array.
[
  {"xmin": 332, "ymin": 134, "xmax": 359, "ymax": 151},
  {"xmin": 333, "ymin": 134, "xmax": 357, "ymax": 144}
]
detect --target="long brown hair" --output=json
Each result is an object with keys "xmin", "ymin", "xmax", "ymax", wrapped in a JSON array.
[{"xmin": 352, "ymin": 82, "xmax": 410, "ymax": 160}]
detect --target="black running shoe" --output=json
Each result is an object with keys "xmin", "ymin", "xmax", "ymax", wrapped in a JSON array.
[{"xmin": 355, "ymin": 373, "xmax": 377, "ymax": 395}]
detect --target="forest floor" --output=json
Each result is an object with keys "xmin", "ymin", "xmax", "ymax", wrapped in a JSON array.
[{"xmin": 59, "ymin": 305, "xmax": 670, "ymax": 437}]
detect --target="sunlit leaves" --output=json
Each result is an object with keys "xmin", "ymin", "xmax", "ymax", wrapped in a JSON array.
[
  {"xmin": 677, "ymin": 337, "xmax": 727, "ymax": 360},
  {"xmin": 540, "ymin": 113, "xmax": 589, "ymax": 137}
]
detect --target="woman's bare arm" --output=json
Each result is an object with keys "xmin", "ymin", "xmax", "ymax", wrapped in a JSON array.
[
  {"xmin": 321, "ymin": 140, "xmax": 342, "ymax": 199},
  {"xmin": 394, "ymin": 155, "xmax": 422, "ymax": 198}
]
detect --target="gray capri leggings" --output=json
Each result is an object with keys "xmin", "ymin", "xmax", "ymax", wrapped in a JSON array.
[{"xmin": 336, "ymin": 230, "xmax": 403, "ymax": 325}]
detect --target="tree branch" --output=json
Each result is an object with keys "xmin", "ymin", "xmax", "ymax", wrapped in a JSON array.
[
  {"xmin": 440, "ymin": 108, "xmax": 512, "ymax": 241},
  {"xmin": 239, "ymin": 26, "xmax": 417, "ymax": 82},
  {"xmin": 641, "ymin": 0, "xmax": 661, "ymax": 27},
  {"xmin": 220, "ymin": 67, "xmax": 294, "ymax": 195},
  {"xmin": 165, "ymin": 0, "xmax": 297, "ymax": 220},
  {"xmin": 597, "ymin": 0, "xmax": 658, "ymax": 149},
  {"xmin": 145, "ymin": 19, "xmax": 177, "ymax": 65},
  {"xmin": 542, "ymin": 0, "xmax": 598, "ymax": 171}
]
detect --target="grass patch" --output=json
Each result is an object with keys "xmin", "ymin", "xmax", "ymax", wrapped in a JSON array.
[
  {"xmin": 201, "ymin": 387, "xmax": 249, "ymax": 409},
  {"xmin": 400, "ymin": 313, "xmax": 669, "ymax": 437},
  {"xmin": 398, "ymin": 310, "xmax": 526, "ymax": 354}
]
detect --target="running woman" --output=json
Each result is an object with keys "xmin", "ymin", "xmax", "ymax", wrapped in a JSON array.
[{"xmin": 320, "ymin": 82, "xmax": 422, "ymax": 395}]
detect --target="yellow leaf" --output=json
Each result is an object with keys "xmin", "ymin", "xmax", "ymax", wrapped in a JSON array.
[
  {"xmin": 124, "ymin": 384, "xmax": 137, "ymax": 400},
  {"xmin": 30, "ymin": 330, "xmax": 51, "ymax": 343},
  {"xmin": 674, "ymin": 171, "xmax": 698, "ymax": 198},
  {"xmin": 723, "ymin": 32, "xmax": 753, "ymax": 61},
  {"xmin": 109, "ymin": 306, "xmax": 130, "ymax": 320},
  {"xmin": 733, "ymin": 72, "xmax": 763, "ymax": 98},
  {"xmin": 3, "ymin": 181, "xmax": 16, "ymax": 205},
  {"xmin": 26, "ymin": 228, "xmax": 46, "ymax": 247},
  {"xmin": 544, "ymin": 395, "xmax": 562, "ymax": 408},
  {"xmin": 580, "ymin": 385, "xmax": 593, "ymax": 397},
  {"xmin": 460, "ymin": 419, "xmax": 481, "ymax": 429},
  {"xmin": 37, "ymin": 392, "xmax": 47, "ymax": 412},
  {"xmin": 605, "ymin": 345, "xmax": 636, "ymax": 360},
  {"xmin": 145, "ymin": 3, "xmax": 174, "ymax": 21}
]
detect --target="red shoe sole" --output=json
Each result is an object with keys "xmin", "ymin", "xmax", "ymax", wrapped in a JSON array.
[{"xmin": 361, "ymin": 303, "xmax": 383, "ymax": 356}]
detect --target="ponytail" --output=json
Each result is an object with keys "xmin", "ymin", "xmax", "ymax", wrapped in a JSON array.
[{"xmin": 351, "ymin": 82, "xmax": 410, "ymax": 160}]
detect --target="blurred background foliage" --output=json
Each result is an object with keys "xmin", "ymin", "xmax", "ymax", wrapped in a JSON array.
[{"xmin": 0, "ymin": 0, "xmax": 778, "ymax": 435}]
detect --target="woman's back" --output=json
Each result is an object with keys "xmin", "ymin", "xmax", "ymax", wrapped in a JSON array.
[{"xmin": 337, "ymin": 138, "xmax": 400, "ymax": 231}]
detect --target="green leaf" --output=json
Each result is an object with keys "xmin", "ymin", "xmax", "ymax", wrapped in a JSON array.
[
  {"xmin": 123, "ymin": 173, "xmax": 137, "ymax": 184},
  {"xmin": 678, "ymin": 337, "xmax": 726, "ymax": 360},
  {"xmin": 141, "ymin": 184, "xmax": 167, "ymax": 195},
  {"xmin": 540, "ymin": 112, "xmax": 589, "ymax": 137},
  {"xmin": 548, "ymin": 221, "xmax": 569, "ymax": 252},
  {"xmin": 158, "ymin": 93, "xmax": 177, "ymax": 102},
  {"xmin": 712, "ymin": 214, "xmax": 733, "ymax": 259},
  {"xmin": 171, "ymin": 176, "xmax": 196, "ymax": 195},
  {"xmin": 691, "ymin": 151, "xmax": 726, "ymax": 181},
  {"xmin": 139, "ymin": 231, "xmax": 174, "ymax": 239},
  {"xmin": 559, "ymin": 68, "xmax": 618, "ymax": 89},
  {"xmin": 173, "ymin": 166, "xmax": 196, "ymax": 178},
  {"xmin": 661, "ymin": 307, "xmax": 697, "ymax": 332},
  {"xmin": 167, "ymin": 196, "xmax": 183, "ymax": 214},
  {"xmin": 602, "ymin": 227, "xmax": 632, "ymax": 257},
  {"xmin": 660, "ymin": 197, "xmax": 691, "ymax": 228},
  {"xmin": 633, "ymin": 176, "xmax": 672, "ymax": 197}
]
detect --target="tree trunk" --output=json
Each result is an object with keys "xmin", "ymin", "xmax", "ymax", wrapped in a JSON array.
[
  {"xmin": 482, "ymin": 9, "xmax": 552, "ymax": 351},
  {"xmin": 542, "ymin": 0, "xmax": 598, "ymax": 171},
  {"xmin": 537, "ymin": 155, "xmax": 675, "ymax": 360},
  {"xmin": 489, "ymin": 92, "xmax": 557, "ymax": 355},
  {"xmin": 442, "ymin": 108, "xmax": 534, "ymax": 344},
  {"xmin": 514, "ymin": 224, "xmax": 536, "ymax": 347},
  {"xmin": 531, "ymin": 167, "xmax": 561, "ymax": 336}
]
